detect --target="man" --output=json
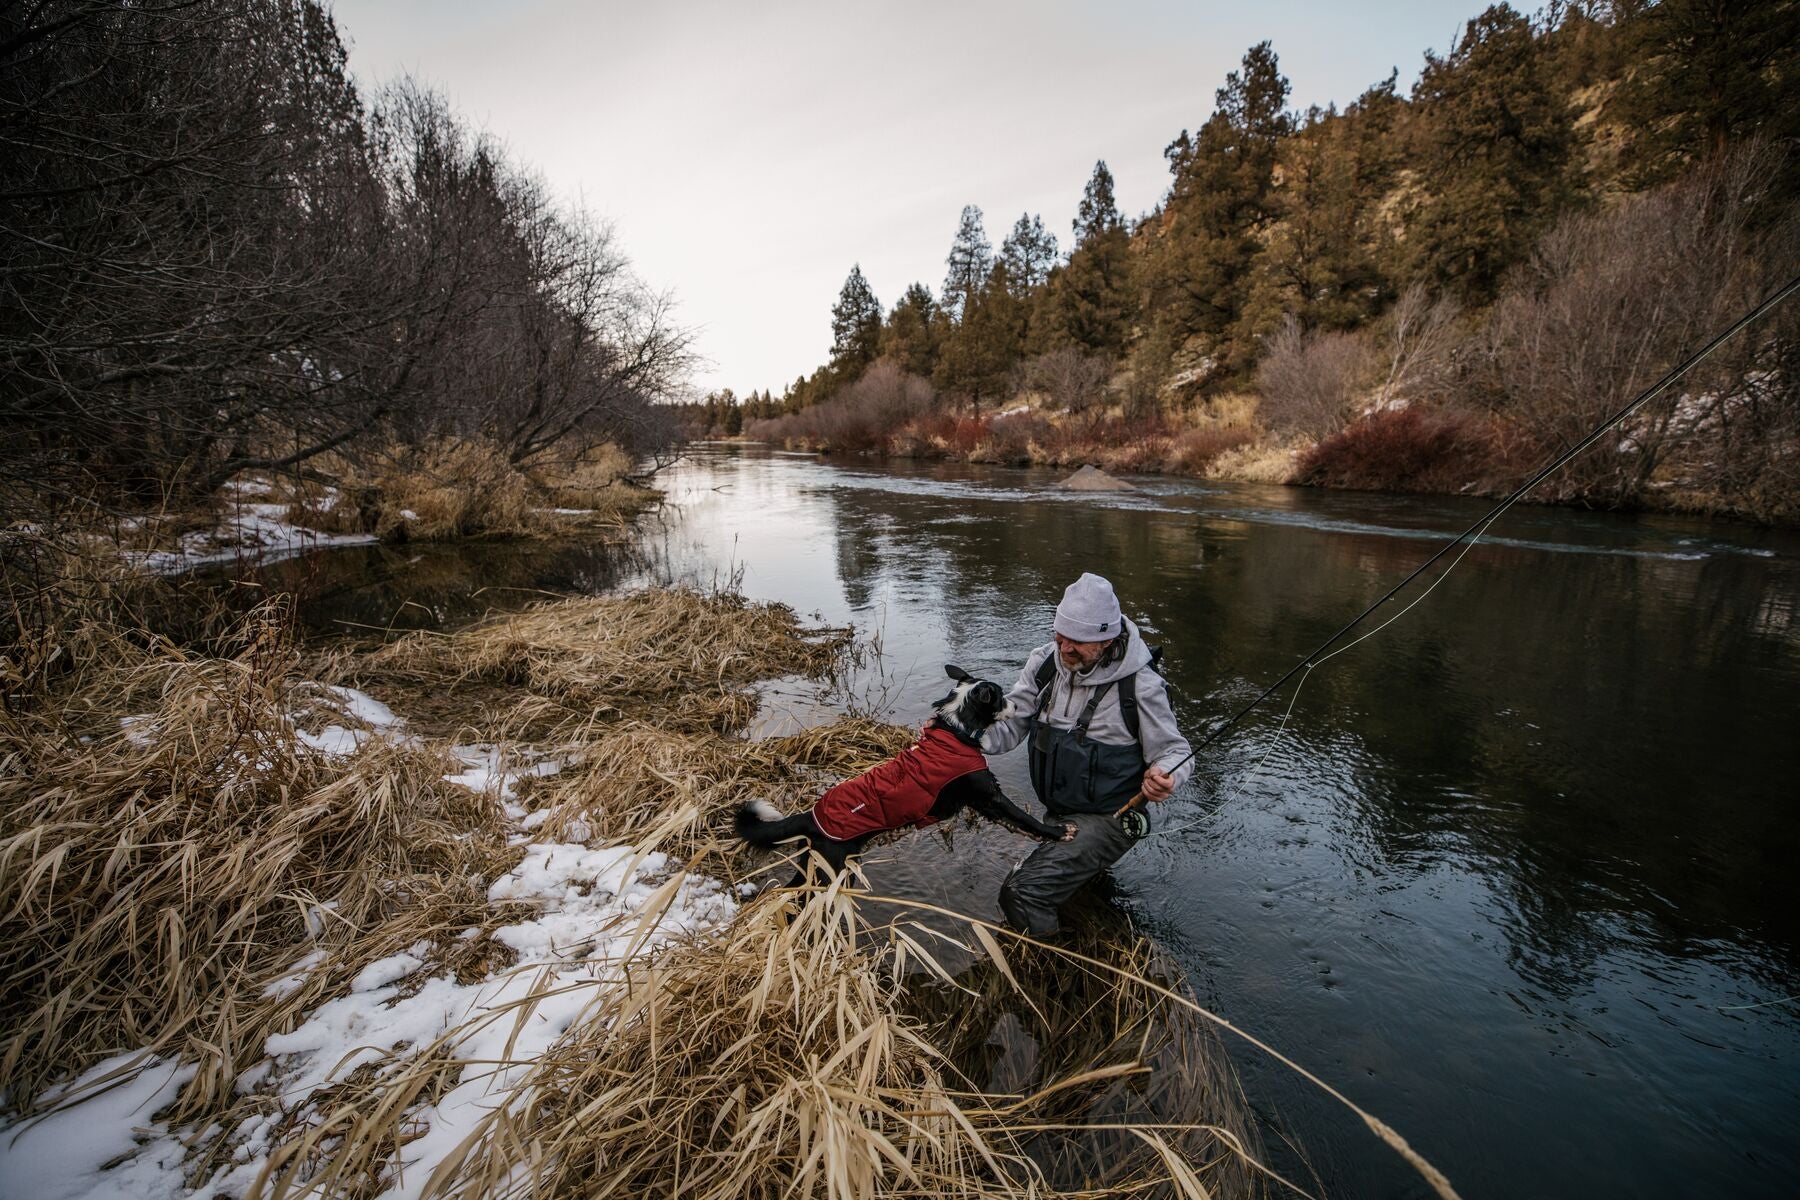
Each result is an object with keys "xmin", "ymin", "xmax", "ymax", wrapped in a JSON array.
[{"xmin": 981, "ymin": 572, "xmax": 1192, "ymax": 936}]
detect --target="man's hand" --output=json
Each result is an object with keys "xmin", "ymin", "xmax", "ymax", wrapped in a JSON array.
[{"xmin": 1141, "ymin": 767, "xmax": 1175, "ymax": 803}]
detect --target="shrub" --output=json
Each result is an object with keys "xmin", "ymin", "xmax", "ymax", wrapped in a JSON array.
[
  {"xmin": 747, "ymin": 362, "xmax": 933, "ymax": 453},
  {"xmin": 970, "ymin": 412, "xmax": 1046, "ymax": 463},
  {"xmin": 1164, "ymin": 426, "xmax": 1255, "ymax": 475},
  {"xmin": 1018, "ymin": 348, "xmax": 1113, "ymax": 412},
  {"xmin": 1256, "ymin": 317, "xmax": 1376, "ymax": 439},
  {"xmin": 1295, "ymin": 407, "xmax": 1522, "ymax": 494}
]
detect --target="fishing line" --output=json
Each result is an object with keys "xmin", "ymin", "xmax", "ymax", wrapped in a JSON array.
[
  {"xmin": 1126, "ymin": 271, "xmax": 1800, "ymax": 830},
  {"xmin": 1151, "ymin": 512, "xmax": 1501, "ymax": 840}
]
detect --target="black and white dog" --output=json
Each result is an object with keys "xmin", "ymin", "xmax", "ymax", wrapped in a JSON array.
[{"xmin": 735, "ymin": 665, "xmax": 1074, "ymax": 884}]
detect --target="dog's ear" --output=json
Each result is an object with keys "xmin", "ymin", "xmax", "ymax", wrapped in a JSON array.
[{"xmin": 944, "ymin": 664, "xmax": 973, "ymax": 682}]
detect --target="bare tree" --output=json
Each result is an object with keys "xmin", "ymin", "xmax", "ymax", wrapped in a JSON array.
[
  {"xmin": 1376, "ymin": 284, "xmax": 1462, "ymax": 407},
  {"xmin": 1256, "ymin": 317, "xmax": 1375, "ymax": 439},
  {"xmin": 1018, "ymin": 348, "xmax": 1113, "ymax": 413},
  {"xmin": 1, "ymin": 3, "xmax": 692, "ymax": 516},
  {"xmin": 1468, "ymin": 144, "xmax": 1798, "ymax": 506}
]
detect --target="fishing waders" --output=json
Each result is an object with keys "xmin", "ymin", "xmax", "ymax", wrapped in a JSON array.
[{"xmin": 999, "ymin": 675, "xmax": 1149, "ymax": 937}]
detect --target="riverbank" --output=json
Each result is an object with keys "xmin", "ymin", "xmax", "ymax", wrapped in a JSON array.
[
  {"xmin": 747, "ymin": 388, "xmax": 1797, "ymax": 525},
  {"xmin": 0, "ymin": 566, "xmax": 1294, "ymax": 1198},
  {"xmin": 87, "ymin": 440, "xmax": 662, "ymax": 577}
]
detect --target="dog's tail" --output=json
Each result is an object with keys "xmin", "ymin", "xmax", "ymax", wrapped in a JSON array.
[{"xmin": 734, "ymin": 798, "xmax": 813, "ymax": 848}]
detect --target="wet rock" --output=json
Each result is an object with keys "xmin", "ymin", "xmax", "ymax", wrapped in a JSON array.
[{"xmin": 1054, "ymin": 465, "xmax": 1136, "ymax": 492}]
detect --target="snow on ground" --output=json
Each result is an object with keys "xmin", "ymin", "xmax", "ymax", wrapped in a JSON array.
[
  {"xmin": 0, "ymin": 692, "xmax": 737, "ymax": 1200},
  {"xmin": 127, "ymin": 485, "xmax": 375, "ymax": 575}
]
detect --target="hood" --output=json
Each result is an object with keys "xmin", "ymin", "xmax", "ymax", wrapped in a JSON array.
[{"xmin": 1062, "ymin": 617, "xmax": 1152, "ymax": 687}]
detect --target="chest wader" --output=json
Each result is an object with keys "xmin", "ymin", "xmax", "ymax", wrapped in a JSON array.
[
  {"xmin": 1027, "ymin": 671, "xmax": 1148, "ymax": 819},
  {"xmin": 1001, "ymin": 666, "xmax": 1149, "ymax": 936}
]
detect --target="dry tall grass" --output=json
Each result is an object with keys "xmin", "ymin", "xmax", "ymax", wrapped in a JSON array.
[
  {"xmin": 347, "ymin": 588, "xmax": 852, "ymax": 736},
  {"xmin": 528, "ymin": 715, "xmax": 912, "ymax": 861},
  {"xmin": 0, "ymin": 603, "xmax": 513, "ymax": 1119},
  {"xmin": 273, "ymin": 438, "xmax": 656, "ymax": 543},
  {"xmin": 252, "ymin": 882, "xmax": 1290, "ymax": 1200}
]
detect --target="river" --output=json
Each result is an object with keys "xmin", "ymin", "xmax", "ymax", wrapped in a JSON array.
[{"xmin": 275, "ymin": 444, "xmax": 1800, "ymax": 1199}]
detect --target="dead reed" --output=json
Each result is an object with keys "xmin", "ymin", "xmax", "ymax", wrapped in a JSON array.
[
  {"xmin": 348, "ymin": 589, "xmax": 852, "ymax": 735},
  {"xmin": 246, "ymin": 879, "xmax": 1296, "ymax": 1200},
  {"xmin": 0, "ymin": 604, "xmax": 514, "ymax": 1119},
  {"xmin": 517, "ymin": 715, "xmax": 911, "ymax": 865}
]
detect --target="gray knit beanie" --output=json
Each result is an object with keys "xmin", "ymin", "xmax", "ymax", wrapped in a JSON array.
[{"xmin": 1053, "ymin": 573, "xmax": 1123, "ymax": 641}]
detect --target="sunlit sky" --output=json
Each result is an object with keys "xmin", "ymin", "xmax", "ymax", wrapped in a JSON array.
[{"xmin": 333, "ymin": 0, "xmax": 1493, "ymax": 397}]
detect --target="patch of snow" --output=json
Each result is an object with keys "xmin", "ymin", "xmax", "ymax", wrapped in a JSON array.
[
  {"xmin": 443, "ymin": 744, "xmax": 561, "ymax": 802},
  {"xmin": 262, "ymin": 949, "xmax": 328, "ymax": 999},
  {"xmin": 128, "ymin": 501, "xmax": 375, "ymax": 575},
  {"xmin": 0, "ymin": 1052, "xmax": 196, "ymax": 1200},
  {"xmin": 399, "ymin": 508, "xmax": 419, "ymax": 521},
  {"xmin": 351, "ymin": 952, "xmax": 425, "ymax": 994},
  {"xmin": 295, "ymin": 724, "xmax": 374, "ymax": 756},
  {"xmin": 325, "ymin": 685, "xmax": 401, "ymax": 729}
]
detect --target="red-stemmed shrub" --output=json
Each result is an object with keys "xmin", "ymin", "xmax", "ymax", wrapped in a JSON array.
[
  {"xmin": 1164, "ymin": 426, "xmax": 1255, "ymax": 475},
  {"xmin": 1295, "ymin": 407, "xmax": 1525, "ymax": 494}
]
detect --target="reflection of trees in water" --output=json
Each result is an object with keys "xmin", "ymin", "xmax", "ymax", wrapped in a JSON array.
[
  {"xmin": 249, "ymin": 538, "xmax": 644, "ymax": 638},
  {"xmin": 1216, "ymin": 525, "xmax": 1800, "ymax": 985}
]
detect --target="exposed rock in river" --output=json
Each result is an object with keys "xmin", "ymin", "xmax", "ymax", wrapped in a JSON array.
[{"xmin": 1054, "ymin": 465, "xmax": 1136, "ymax": 492}]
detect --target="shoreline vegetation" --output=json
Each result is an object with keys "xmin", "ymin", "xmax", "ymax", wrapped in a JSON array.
[
  {"xmin": 683, "ymin": 4, "xmax": 1798, "ymax": 524},
  {"xmin": 2, "ymin": 554, "xmax": 1410, "ymax": 1198}
]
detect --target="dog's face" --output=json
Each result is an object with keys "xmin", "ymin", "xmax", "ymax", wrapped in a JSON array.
[{"xmin": 932, "ymin": 664, "xmax": 1014, "ymax": 736}]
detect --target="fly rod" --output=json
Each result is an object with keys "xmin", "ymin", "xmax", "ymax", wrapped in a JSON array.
[{"xmin": 1116, "ymin": 272, "xmax": 1800, "ymax": 821}]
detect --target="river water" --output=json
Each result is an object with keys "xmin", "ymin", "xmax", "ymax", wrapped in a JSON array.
[{"xmin": 282, "ymin": 445, "xmax": 1800, "ymax": 1199}]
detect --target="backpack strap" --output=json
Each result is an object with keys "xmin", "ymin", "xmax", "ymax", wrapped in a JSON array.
[
  {"xmin": 1033, "ymin": 650, "xmax": 1057, "ymax": 716},
  {"xmin": 1073, "ymin": 680, "xmax": 1114, "ymax": 738},
  {"xmin": 1118, "ymin": 671, "xmax": 1141, "ymax": 744},
  {"xmin": 1115, "ymin": 646, "xmax": 1165, "ymax": 746}
]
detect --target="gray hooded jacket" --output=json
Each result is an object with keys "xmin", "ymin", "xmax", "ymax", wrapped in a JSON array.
[{"xmin": 981, "ymin": 618, "xmax": 1193, "ymax": 788}]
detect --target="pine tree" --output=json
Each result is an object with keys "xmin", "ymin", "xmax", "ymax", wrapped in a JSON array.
[
  {"xmin": 878, "ymin": 282, "xmax": 940, "ymax": 377},
  {"xmin": 1148, "ymin": 42, "xmax": 1293, "ymax": 378},
  {"xmin": 941, "ymin": 205, "xmax": 992, "ymax": 323},
  {"xmin": 1406, "ymin": 3, "xmax": 1583, "ymax": 302},
  {"xmin": 1073, "ymin": 161, "xmax": 1124, "ymax": 246},
  {"xmin": 1241, "ymin": 92, "xmax": 1395, "ymax": 337},
  {"xmin": 1040, "ymin": 162, "xmax": 1133, "ymax": 357},
  {"xmin": 1610, "ymin": 0, "xmax": 1800, "ymax": 196},
  {"xmin": 829, "ymin": 264, "xmax": 883, "ymax": 375},
  {"xmin": 935, "ymin": 263, "xmax": 1017, "ymax": 413},
  {"xmin": 998, "ymin": 213, "xmax": 1058, "ymax": 298}
]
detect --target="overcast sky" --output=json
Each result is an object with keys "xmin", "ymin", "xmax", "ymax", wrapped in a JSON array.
[{"xmin": 333, "ymin": 0, "xmax": 1493, "ymax": 398}]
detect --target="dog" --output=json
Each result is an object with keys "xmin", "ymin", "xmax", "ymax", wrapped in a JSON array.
[{"xmin": 735, "ymin": 664, "xmax": 1074, "ymax": 886}]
